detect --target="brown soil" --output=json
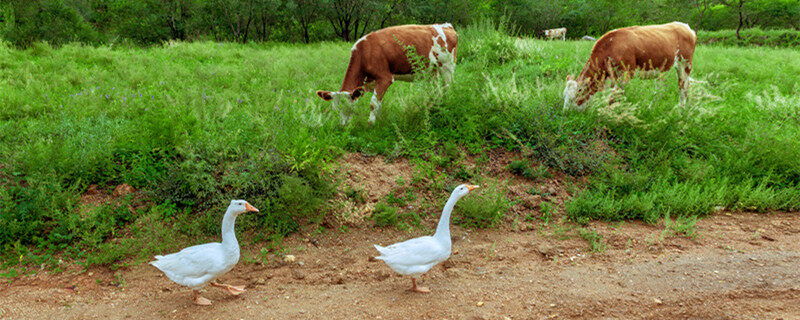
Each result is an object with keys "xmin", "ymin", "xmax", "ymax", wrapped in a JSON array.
[{"xmin": 2, "ymin": 154, "xmax": 799, "ymax": 319}]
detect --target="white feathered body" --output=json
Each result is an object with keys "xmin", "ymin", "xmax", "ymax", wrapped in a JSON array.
[
  {"xmin": 374, "ymin": 236, "xmax": 451, "ymax": 278},
  {"xmin": 150, "ymin": 241, "xmax": 240, "ymax": 290}
]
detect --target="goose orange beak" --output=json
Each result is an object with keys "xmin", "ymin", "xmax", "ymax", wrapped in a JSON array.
[
  {"xmin": 466, "ymin": 185, "xmax": 480, "ymax": 191},
  {"xmin": 245, "ymin": 202, "xmax": 259, "ymax": 213}
]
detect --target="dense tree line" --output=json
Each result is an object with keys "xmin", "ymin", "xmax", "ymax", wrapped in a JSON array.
[{"xmin": 0, "ymin": 0, "xmax": 798, "ymax": 47}]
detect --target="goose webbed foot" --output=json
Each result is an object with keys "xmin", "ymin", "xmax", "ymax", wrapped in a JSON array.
[
  {"xmin": 192, "ymin": 290, "xmax": 212, "ymax": 306},
  {"xmin": 409, "ymin": 278, "xmax": 430, "ymax": 293},
  {"xmin": 211, "ymin": 282, "xmax": 246, "ymax": 296}
]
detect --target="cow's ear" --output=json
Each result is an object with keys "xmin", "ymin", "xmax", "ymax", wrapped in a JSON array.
[
  {"xmin": 317, "ymin": 90, "xmax": 333, "ymax": 101},
  {"xmin": 351, "ymin": 87, "xmax": 364, "ymax": 100}
]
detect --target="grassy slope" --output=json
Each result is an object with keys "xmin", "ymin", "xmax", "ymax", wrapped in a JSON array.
[{"xmin": 1, "ymin": 23, "xmax": 799, "ymax": 268}]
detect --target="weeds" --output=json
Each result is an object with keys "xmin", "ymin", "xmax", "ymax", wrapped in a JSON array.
[
  {"xmin": 455, "ymin": 184, "xmax": 513, "ymax": 228},
  {"xmin": 578, "ymin": 228, "xmax": 607, "ymax": 253}
]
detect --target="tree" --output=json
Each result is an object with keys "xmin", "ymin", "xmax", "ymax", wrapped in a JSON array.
[
  {"xmin": 288, "ymin": 0, "xmax": 321, "ymax": 43},
  {"xmin": 252, "ymin": 0, "xmax": 284, "ymax": 42},
  {"xmin": 693, "ymin": 0, "xmax": 713, "ymax": 28},
  {"xmin": 320, "ymin": 0, "xmax": 361, "ymax": 41},
  {"xmin": 720, "ymin": 0, "xmax": 748, "ymax": 39},
  {"xmin": 205, "ymin": 0, "xmax": 256, "ymax": 43}
]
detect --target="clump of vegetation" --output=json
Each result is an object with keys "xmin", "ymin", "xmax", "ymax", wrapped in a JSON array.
[
  {"xmin": 578, "ymin": 228, "xmax": 607, "ymax": 253},
  {"xmin": 662, "ymin": 211, "xmax": 699, "ymax": 239},
  {"xmin": 508, "ymin": 160, "xmax": 552, "ymax": 181},
  {"xmin": 454, "ymin": 185, "xmax": 513, "ymax": 228},
  {"xmin": 370, "ymin": 199, "xmax": 422, "ymax": 230},
  {"xmin": 371, "ymin": 202, "xmax": 400, "ymax": 228}
]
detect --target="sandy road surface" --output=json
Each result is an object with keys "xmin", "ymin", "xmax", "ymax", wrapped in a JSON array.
[{"xmin": 2, "ymin": 211, "xmax": 799, "ymax": 320}]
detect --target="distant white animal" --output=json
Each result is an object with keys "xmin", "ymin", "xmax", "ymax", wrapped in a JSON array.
[
  {"xmin": 581, "ymin": 35, "xmax": 597, "ymax": 41},
  {"xmin": 150, "ymin": 200, "xmax": 259, "ymax": 305},
  {"xmin": 373, "ymin": 184, "xmax": 478, "ymax": 293},
  {"xmin": 543, "ymin": 27, "xmax": 567, "ymax": 40}
]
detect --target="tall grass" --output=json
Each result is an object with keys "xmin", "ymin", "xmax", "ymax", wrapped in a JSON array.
[
  {"xmin": 1, "ymin": 22, "xmax": 799, "ymax": 265},
  {"xmin": 698, "ymin": 28, "xmax": 800, "ymax": 48}
]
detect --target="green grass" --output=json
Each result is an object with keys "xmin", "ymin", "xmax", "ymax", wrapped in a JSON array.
[
  {"xmin": 698, "ymin": 28, "xmax": 800, "ymax": 48},
  {"xmin": 1, "ymin": 21, "xmax": 800, "ymax": 267}
]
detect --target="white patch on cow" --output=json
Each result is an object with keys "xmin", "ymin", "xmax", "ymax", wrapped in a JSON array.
[
  {"xmin": 428, "ymin": 24, "xmax": 457, "ymax": 84},
  {"xmin": 351, "ymin": 34, "xmax": 368, "ymax": 52},
  {"xmin": 563, "ymin": 80, "xmax": 579, "ymax": 111},
  {"xmin": 673, "ymin": 21, "xmax": 696, "ymax": 39},
  {"xmin": 430, "ymin": 23, "xmax": 450, "ymax": 50},
  {"xmin": 368, "ymin": 92, "xmax": 382, "ymax": 124},
  {"xmin": 431, "ymin": 23, "xmax": 453, "ymax": 45}
]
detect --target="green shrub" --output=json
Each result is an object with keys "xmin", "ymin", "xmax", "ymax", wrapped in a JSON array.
[
  {"xmin": 579, "ymin": 228, "xmax": 606, "ymax": 253},
  {"xmin": 459, "ymin": 18, "xmax": 521, "ymax": 67},
  {"xmin": 371, "ymin": 202, "xmax": 400, "ymax": 228},
  {"xmin": 508, "ymin": 160, "xmax": 552, "ymax": 180},
  {"xmin": 454, "ymin": 185, "xmax": 513, "ymax": 228}
]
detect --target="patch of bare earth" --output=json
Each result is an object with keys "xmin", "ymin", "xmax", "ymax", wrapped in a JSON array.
[{"xmin": 2, "ymin": 153, "xmax": 799, "ymax": 319}]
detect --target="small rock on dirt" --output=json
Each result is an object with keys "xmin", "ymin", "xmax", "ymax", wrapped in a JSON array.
[
  {"xmin": 113, "ymin": 184, "xmax": 135, "ymax": 197},
  {"xmin": 476, "ymin": 301, "xmax": 484, "ymax": 307},
  {"xmin": 442, "ymin": 260, "xmax": 455, "ymax": 269},
  {"xmin": 284, "ymin": 255, "xmax": 297, "ymax": 263},
  {"xmin": 291, "ymin": 269, "xmax": 305, "ymax": 280},
  {"xmin": 86, "ymin": 184, "xmax": 100, "ymax": 195}
]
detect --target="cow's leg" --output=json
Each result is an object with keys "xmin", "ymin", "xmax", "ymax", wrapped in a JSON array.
[
  {"xmin": 368, "ymin": 77, "xmax": 392, "ymax": 125},
  {"xmin": 676, "ymin": 60, "xmax": 691, "ymax": 107}
]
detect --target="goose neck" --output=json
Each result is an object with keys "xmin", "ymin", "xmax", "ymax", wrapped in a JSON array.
[
  {"xmin": 433, "ymin": 192, "xmax": 460, "ymax": 242},
  {"xmin": 220, "ymin": 208, "xmax": 240, "ymax": 249}
]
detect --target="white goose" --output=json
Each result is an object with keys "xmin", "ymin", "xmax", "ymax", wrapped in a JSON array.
[
  {"xmin": 150, "ymin": 199, "xmax": 258, "ymax": 305},
  {"xmin": 373, "ymin": 184, "xmax": 478, "ymax": 292}
]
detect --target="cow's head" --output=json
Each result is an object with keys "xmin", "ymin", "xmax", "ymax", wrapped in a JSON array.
[
  {"xmin": 563, "ymin": 75, "xmax": 590, "ymax": 111},
  {"xmin": 316, "ymin": 88, "xmax": 365, "ymax": 124}
]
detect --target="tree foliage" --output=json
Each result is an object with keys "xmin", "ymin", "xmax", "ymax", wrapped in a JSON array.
[{"xmin": 0, "ymin": 0, "xmax": 798, "ymax": 47}]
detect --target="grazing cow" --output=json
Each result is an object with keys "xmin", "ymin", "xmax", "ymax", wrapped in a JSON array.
[
  {"xmin": 316, "ymin": 23, "xmax": 458, "ymax": 124},
  {"xmin": 543, "ymin": 28, "xmax": 567, "ymax": 41},
  {"xmin": 563, "ymin": 22, "xmax": 697, "ymax": 110}
]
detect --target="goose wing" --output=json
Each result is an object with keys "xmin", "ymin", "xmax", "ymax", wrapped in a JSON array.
[
  {"xmin": 150, "ymin": 243, "xmax": 226, "ymax": 280},
  {"xmin": 374, "ymin": 236, "xmax": 447, "ymax": 266}
]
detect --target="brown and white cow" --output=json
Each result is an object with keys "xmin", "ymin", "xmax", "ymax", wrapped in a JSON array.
[
  {"xmin": 544, "ymin": 28, "xmax": 567, "ymax": 41},
  {"xmin": 563, "ymin": 22, "xmax": 697, "ymax": 110},
  {"xmin": 316, "ymin": 23, "xmax": 458, "ymax": 124}
]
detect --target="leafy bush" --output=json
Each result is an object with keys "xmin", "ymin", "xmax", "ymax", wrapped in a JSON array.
[
  {"xmin": 1, "ymin": 0, "xmax": 100, "ymax": 48},
  {"xmin": 371, "ymin": 202, "xmax": 400, "ymax": 228},
  {"xmin": 508, "ymin": 160, "xmax": 552, "ymax": 181},
  {"xmin": 454, "ymin": 185, "xmax": 513, "ymax": 228},
  {"xmin": 459, "ymin": 18, "xmax": 521, "ymax": 67}
]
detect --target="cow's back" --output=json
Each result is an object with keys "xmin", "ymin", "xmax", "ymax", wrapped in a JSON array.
[
  {"xmin": 588, "ymin": 22, "xmax": 696, "ymax": 72},
  {"xmin": 352, "ymin": 24, "xmax": 457, "ymax": 76}
]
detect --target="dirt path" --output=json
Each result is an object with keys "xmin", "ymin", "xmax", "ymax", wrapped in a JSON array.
[{"xmin": 2, "ymin": 210, "xmax": 799, "ymax": 320}]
